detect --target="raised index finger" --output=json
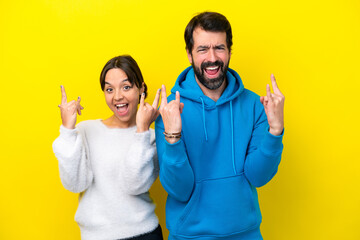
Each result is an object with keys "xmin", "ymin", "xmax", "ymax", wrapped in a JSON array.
[
  {"xmin": 140, "ymin": 92, "xmax": 145, "ymax": 106},
  {"xmin": 175, "ymin": 91, "xmax": 180, "ymax": 104},
  {"xmin": 271, "ymin": 74, "xmax": 283, "ymax": 95},
  {"xmin": 160, "ymin": 85, "xmax": 168, "ymax": 107},
  {"xmin": 61, "ymin": 85, "xmax": 67, "ymax": 104}
]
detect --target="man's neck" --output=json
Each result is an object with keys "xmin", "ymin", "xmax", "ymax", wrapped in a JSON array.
[{"xmin": 195, "ymin": 77, "xmax": 227, "ymax": 102}]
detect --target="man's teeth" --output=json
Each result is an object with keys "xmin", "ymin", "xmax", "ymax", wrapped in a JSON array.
[{"xmin": 206, "ymin": 66, "xmax": 219, "ymax": 70}]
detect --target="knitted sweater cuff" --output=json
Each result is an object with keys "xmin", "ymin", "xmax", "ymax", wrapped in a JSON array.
[{"xmin": 59, "ymin": 125, "xmax": 78, "ymax": 141}]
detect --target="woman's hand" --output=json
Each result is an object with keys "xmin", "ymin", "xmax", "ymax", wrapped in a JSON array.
[
  {"xmin": 260, "ymin": 74, "xmax": 285, "ymax": 136},
  {"xmin": 136, "ymin": 89, "xmax": 161, "ymax": 133},
  {"xmin": 58, "ymin": 86, "xmax": 84, "ymax": 129},
  {"xmin": 159, "ymin": 85, "xmax": 184, "ymax": 143}
]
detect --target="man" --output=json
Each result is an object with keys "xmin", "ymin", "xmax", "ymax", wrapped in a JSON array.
[{"xmin": 155, "ymin": 12, "xmax": 284, "ymax": 240}]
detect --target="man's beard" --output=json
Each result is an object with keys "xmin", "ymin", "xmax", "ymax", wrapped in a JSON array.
[{"xmin": 192, "ymin": 58, "xmax": 229, "ymax": 90}]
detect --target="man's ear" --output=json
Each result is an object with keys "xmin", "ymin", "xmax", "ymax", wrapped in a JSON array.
[{"xmin": 187, "ymin": 49, "xmax": 193, "ymax": 64}]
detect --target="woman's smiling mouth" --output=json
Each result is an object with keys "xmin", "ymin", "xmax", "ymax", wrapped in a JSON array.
[{"xmin": 115, "ymin": 103, "xmax": 129, "ymax": 115}]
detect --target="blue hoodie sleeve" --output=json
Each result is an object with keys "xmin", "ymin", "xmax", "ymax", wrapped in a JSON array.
[
  {"xmin": 244, "ymin": 100, "xmax": 284, "ymax": 188},
  {"xmin": 155, "ymin": 116, "xmax": 195, "ymax": 202}
]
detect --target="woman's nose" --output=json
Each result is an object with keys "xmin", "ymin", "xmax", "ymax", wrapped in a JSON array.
[{"xmin": 114, "ymin": 90, "xmax": 123, "ymax": 100}]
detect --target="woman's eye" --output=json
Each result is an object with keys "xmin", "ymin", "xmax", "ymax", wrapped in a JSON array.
[
  {"xmin": 106, "ymin": 88, "xmax": 113, "ymax": 93},
  {"xmin": 123, "ymin": 85, "xmax": 131, "ymax": 90}
]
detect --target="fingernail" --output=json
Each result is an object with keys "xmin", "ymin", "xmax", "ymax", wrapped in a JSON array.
[
  {"xmin": 78, "ymin": 96, "xmax": 80, "ymax": 99},
  {"xmin": 60, "ymin": 85, "xmax": 62, "ymax": 88},
  {"xmin": 142, "ymin": 93, "xmax": 145, "ymax": 96}
]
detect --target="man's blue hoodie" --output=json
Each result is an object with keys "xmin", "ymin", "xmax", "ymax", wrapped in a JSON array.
[{"xmin": 155, "ymin": 67, "xmax": 284, "ymax": 240}]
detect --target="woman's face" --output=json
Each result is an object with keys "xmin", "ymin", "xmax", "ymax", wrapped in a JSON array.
[{"xmin": 104, "ymin": 68, "xmax": 143, "ymax": 128}]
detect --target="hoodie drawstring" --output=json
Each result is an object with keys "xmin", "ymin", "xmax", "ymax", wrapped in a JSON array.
[
  {"xmin": 200, "ymin": 97, "xmax": 208, "ymax": 141},
  {"xmin": 199, "ymin": 98, "xmax": 236, "ymax": 174},
  {"xmin": 230, "ymin": 101, "xmax": 237, "ymax": 175}
]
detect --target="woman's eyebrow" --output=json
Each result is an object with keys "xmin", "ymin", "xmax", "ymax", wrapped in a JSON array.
[{"xmin": 105, "ymin": 79, "xmax": 129, "ymax": 85}]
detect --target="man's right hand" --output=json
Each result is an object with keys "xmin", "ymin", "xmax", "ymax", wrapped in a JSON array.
[
  {"xmin": 58, "ymin": 86, "xmax": 84, "ymax": 129},
  {"xmin": 159, "ymin": 85, "xmax": 184, "ymax": 144}
]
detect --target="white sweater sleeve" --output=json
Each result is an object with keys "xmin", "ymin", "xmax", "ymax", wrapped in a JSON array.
[
  {"xmin": 52, "ymin": 125, "xmax": 93, "ymax": 193},
  {"xmin": 120, "ymin": 130, "xmax": 159, "ymax": 195}
]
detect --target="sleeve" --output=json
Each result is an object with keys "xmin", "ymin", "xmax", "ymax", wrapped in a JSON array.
[
  {"xmin": 244, "ymin": 100, "xmax": 284, "ymax": 188},
  {"xmin": 52, "ymin": 124, "xmax": 93, "ymax": 193},
  {"xmin": 119, "ymin": 130, "xmax": 159, "ymax": 195},
  {"xmin": 155, "ymin": 116, "xmax": 195, "ymax": 202}
]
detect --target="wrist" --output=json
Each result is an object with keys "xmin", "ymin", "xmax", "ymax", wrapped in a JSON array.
[
  {"xmin": 165, "ymin": 137, "xmax": 180, "ymax": 144},
  {"xmin": 269, "ymin": 127, "xmax": 283, "ymax": 136},
  {"xmin": 164, "ymin": 127, "xmax": 182, "ymax": 133},
  {"xmin": 163, "ymin": 130, "xmax": 181, "ymax": 144},
  {"xmin": 136, "ymin": 125, "xmax": 149, "ymax": 133},
  {"xmin": 63, "ymin": 123, "xmax": 75, "ymax": 129}
]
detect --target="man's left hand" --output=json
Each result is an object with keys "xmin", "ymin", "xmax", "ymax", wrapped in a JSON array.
[{"xmin": 260, "ymin": 74, "xmax": 285, "ymax": 136}]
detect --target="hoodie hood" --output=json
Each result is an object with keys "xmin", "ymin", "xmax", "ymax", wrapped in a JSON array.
[{"xmin": 171, "ymin": 66, "xmax": 244, "ymax": 108}]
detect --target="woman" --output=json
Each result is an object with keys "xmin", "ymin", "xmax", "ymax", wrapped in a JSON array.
[{"xmin": 53, "ymin": 55, "xmax": 163, "ymax": 240}]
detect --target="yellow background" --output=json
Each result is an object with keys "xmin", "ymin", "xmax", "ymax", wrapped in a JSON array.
[{"xmin": 1, "ymin": 0, "xmax": 359, "ymax": 239}]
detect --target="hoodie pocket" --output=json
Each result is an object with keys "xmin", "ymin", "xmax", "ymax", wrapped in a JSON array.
[{"xmin": 175, "ymin": 173, "xmax": 260, "ymax": 236}]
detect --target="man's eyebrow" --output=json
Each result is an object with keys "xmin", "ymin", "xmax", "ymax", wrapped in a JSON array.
[
  {"xmin": 197, "ymin": 44, "xmax": 226, "ymax": 50},
  {"xmin": 197, "ymin": 45, "xmax": 210, "ymax": 49}
]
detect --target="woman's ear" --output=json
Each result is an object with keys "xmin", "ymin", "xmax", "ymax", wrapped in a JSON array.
[{"xmin": 140, "ymin": 82, "xmax": 145, "ymax": 95}]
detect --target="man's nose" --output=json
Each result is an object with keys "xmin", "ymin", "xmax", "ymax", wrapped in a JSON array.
[{"xmin": 207, "ymin": 49, "xmax": 217, "ymax": 62}]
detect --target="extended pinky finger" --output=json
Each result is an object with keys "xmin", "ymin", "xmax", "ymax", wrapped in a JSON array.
[
  {"xmin": 77, "ymin": 106, "xmax": 82, "ymax": 115},
  {"xmin": 152, "ymin": 111, "xmax": 160, "ymax": 122},
  {"xmin": 76, "ymin": 97, "xmax": 82, "ymax": 115},
  {"xmin": 266, "ymin": 84, "xmax": 271, "ymax": 97}
]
